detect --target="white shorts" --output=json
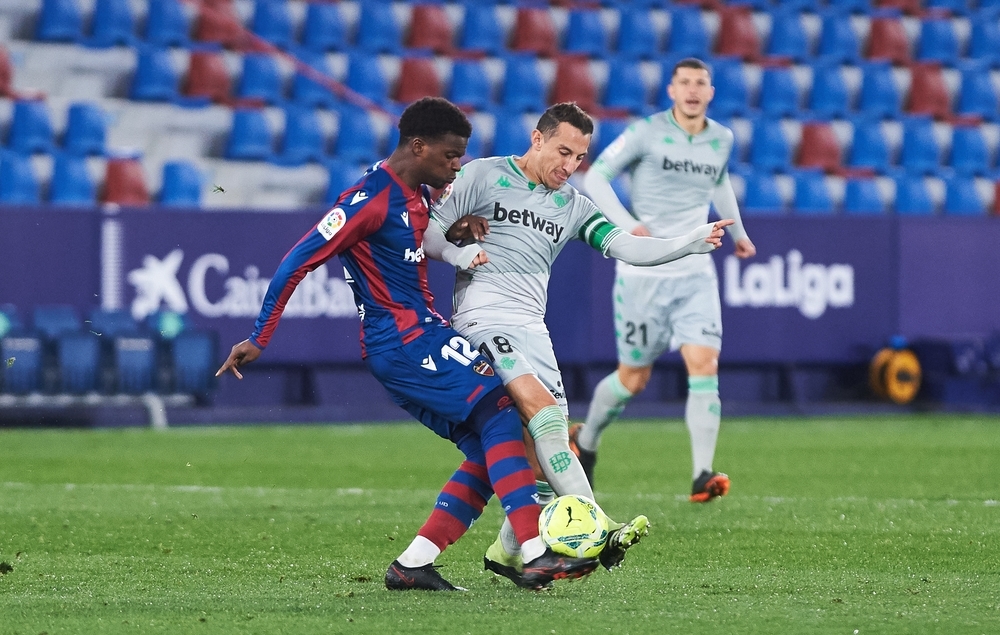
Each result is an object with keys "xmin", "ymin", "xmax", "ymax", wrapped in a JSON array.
[
  {"xmin": 458, "ymin": 321, "xmax": 569, "ymax": 417},
  {"xmin": 614, "ymin": 271, "xmax": 722, "ymax": 367}
]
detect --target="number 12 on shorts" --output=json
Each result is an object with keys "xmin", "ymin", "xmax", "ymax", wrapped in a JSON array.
[{"xmin": 441, "ymin": 336, "xmax": 479, "ymax": 366}]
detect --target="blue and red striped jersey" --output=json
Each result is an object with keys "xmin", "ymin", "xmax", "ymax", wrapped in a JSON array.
[{"xmin": 250, "ymin": 161, "xmax": 446, "ymax": 357}]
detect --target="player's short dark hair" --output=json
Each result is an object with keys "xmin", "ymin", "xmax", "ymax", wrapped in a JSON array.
[
  {"xmin": 672, "ymin": 57, "xmax": 712, "ymax": 79},
  {"xmin": 397, "ymin": 97, "xmax": 472, "ymax": 146},
  {"xmin": 535, "ymin": 102, "xmax": 594, "ymax": 139}
]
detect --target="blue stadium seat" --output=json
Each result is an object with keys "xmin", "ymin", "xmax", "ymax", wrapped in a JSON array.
[
  {"xmin": 88, "ymin": 0, "xmax": 134, "ymax": 47},
  {"xmin": 0, "ymin": 152, "xmax": 40, "ymax": 204},
  {"xmin": 949, "ymin": 126, "xmax": 991, "ymax": 176},
  {"xmin": 144, "ymin": 0, "xmax": 189, "ymax": 47},
  {"xmin": 847, "ymin": 118, "xmax": 891, "ymax": 172},
  {"xmin": 500, "ymin": 54, "xmax": 546, "ymax": 113},
  {"xmin": 63, "ymin": 102, "xmax": 107, "ymax": 155},
  {"xmin": 916, "ymin": 18, "xmax": 959, "ymax": 65},
  {"xmin": 159, "ymin": 160, "xmax": 203, "ymax": 206},
  {"xmin": 842, "ymin": 178, "xmax": 884, "ymax": 214},
  {"xmin": 355, "ymin": 2, "xmax": 401, "ymax": 53},
  {"xmin": 57, "ymin": 331, "xmax": 99, "ymax": 393},
  {"xmin": 894, "ymin": 175, "xmax": 935, "ymax": 214},
  {"xmin": 36, "ymin": 0, "xmax": 82, "ymax": 42},
  {"xmin": 899, "ymin": 116, "xmax": 940, "ymax": 174},
  {"xmin": 237, "ymin": 54, "xmax": 284, "ymax": 105},
  {"xmin": 345, "ymin": 54, "xmax": 389, "ymax": 105},
  {"xmin": 449, "ymin": 60, "xmax": 493, "ymax": 111},
  {"xmin": 792, "ymin": 170, "xmax": 834, "ymax": 214},
  {"xmin": 171, "ymin": 330, "xmax": 217, "ymax": 397},
  {"xmin": 806, "ymin": 63, "xmax": 850, "ymax": 119},
  {"xmin": 666, "ymin": 8, "xmax": 710, "ymax": 57},
  {"xmin": 129, "ymin": 47, "xmax": 178, "ymax": 101},
  {"xmin": 616, "ymin": 5, "xmax": 660, "ymax": 59},
  {"xmin": 858, "ymin": 62, "xmax": 901, "ymax": 118},
  {"xmin": 291, "ymin": 53, "xmax": 337, "ymax": 108},
  {"xmin": 603, "ymin": 57, "xmax": 648, "ymax": 115},
  {"xmin": 6, "ymin": 100, "xmax": 54, "ymax": 154},
  {"xmin": 276, "ymin": 106, "xmax": 326, "ymax": 166},
  {"xmin": 89, "ymin": 308, "xmax": 139, "ymax": 338},
  {"xmin": 115, "ymin": 336, "xmax": 156, "ymax": 393},
  {"xmin": 301, "ymin": 2, "xmax": 346, "ymax": 52},
  {"xmin": 491, "ymin": 111, "xmax": 531, "ymax": 157},
  {"xmin": 333, "ymin": 107, "xmax": 381, "ymax": 164},
  {"xmin": 49, "ymin": 153, "xmax": 95, "ymax": 205},
  {"xmin": 758, "ymin": 67, "xmax": 800, "ymax": 117},
  {"xmin": 702, "ymin": 58, "xmax": 750, "ymax": 118},
  {"xmin": 33, "ymin": 304, "xmax": 81, "ymax": 340},
  {"xmin": 816, "ymin": 11, "xmax": 861, "ymax": 63},
  {"xmin": 593, "ymin": 117, "xmax": 630, "ymax": 159},
  {"xmin": 325, "ymin": 158, "xmax": 360, "ymax": 204},
  {"xmin": 955, "ymin": 61, "xmax": 998, "ymax": 121},
  {"xmin": 564, "ymin": 10, "xmax": 608, "ymax": 58},
  {"xmin": 925, "ymin": 0, "xmax": 971, "ymax": 13},
  {"xmin": 748, "ymin": 118, "xmax": 792, "ymax": 173},
  {"xmin": 251, "ymin": 0, "xmax": 293, "ymax": 49},
  {"xmin": 943, "ymin": 175, "xmax": 985, "ymax": 215},
  {"xmin": 226, "ymin": 109, "xmax": 274, "ymax": 161},
  {"xmin": 742, "ymin": 173, "xmax": 786, "ymax": 214},
  {"xmin": 766, "ymin": 9, "xmax": 809, "ymax": 61},
  {"xmin": 968, "ymin": 13, "xmax": 1000, "ymax": 67},
  {"xmin": 1, "ymin": 334, "xmax": 43, "ymax": 394},
  {"xmin": 459, "ymin": 3, "xmax": 504, "ymax": 55}
]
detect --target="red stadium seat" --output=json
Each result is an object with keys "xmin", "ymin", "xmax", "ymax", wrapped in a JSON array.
[
  {"xmin": 509, "ymin": 8, "xmax": 558, "ymax": 58},
  {"xmin": 715, "ymin": 6, "xmax": 760, "ymax": 61},
  {"xmin": 867, "ymin": 17, "xmax": 911, "ymax": 65},
  {"xmin": 796, "ymin": 122, "xmax": 843, "ymax": 173},
  {"xmin": 394, "ymin": 57, "xmax": 443, "ymax": 103},
  {"xmin": 406, "ymin": 4, "xmax": 454, "ymax": 54},
  {"xmin": 550, "ymin": 55, "xmax": 597, "ymax": 113},
  {"xmin": 0, "ymin": 44, "xmax": 12, "ymax": 97},
  {"xmin": 875, "ymin": 0, "xmax": 923, "ymax": 15},
  {"xmin": 194, "ymin": 0, "xmax": 243, "ymax": 49},
  {"xmin": 102, "ymin": 157, "xmax": 150, "ymax": 206},
  {"xmin": 182, "ymin": 51, "xmax": 231, "ymax": 103},
  {"xmin": 907, "ymin": 62, "xmax": 951, "ymax": 120}
]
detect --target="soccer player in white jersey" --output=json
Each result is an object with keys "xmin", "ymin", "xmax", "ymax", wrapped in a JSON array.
[
  {"xmin": 423, "ymin": 102, "xmax": 733, "ymax": 584},
  {"xmin": 573, "ymin": 58, "xmax": 757, "ymax": 503}
]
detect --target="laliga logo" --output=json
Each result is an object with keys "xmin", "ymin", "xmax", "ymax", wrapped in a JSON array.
[
  {"xmin": 127, "ymin": 250, "xmax": 357, "ymax": 320},
  {"xmin": 724, "ymin": 249, "xmax": 854, "ymax": 319}
]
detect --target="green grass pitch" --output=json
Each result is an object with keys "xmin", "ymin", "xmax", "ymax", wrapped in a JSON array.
[{"xmin": 1, "ymin": 415, "xmax": 998, "ymax": 634}]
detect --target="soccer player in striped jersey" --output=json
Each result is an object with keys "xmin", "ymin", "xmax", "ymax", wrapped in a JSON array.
[
  {"xmin": 423, "ymin": 102, "xmax": 732, "ymax": 584},
  {"xmin": 575, "ymin": 58, "xmax": 757, "ymax": 502},
  {"xmin": 216, "ymin": 98, "xmax": 599, "ymax": 591}
]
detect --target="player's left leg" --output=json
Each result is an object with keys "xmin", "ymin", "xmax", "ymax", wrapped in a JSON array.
[{"xmin": 680, "ymin": 343, "xmax": 729, "ymax": 502}]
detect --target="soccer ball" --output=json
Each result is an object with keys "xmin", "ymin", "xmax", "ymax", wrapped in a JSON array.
[{"xmin": 539, "ymin": 494, "xmax": 609, "ymax": 558}]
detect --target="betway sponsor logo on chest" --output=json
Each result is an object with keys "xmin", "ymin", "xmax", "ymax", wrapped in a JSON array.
[
  {"xmin": 493, "ymin": 202, "xmax": 565, "ymax": 244},
  {"xmin": 662, "ymin": 156, "xmax": 721, "ymax": 179},
  {"xmin": 724, "ymin": 250, "xmax": 854, "ymax": 319}
]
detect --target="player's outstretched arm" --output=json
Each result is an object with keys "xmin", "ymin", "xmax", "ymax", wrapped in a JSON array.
[
  {"xmin": 216, "ymin": 339, "xmax": 262, "ymax": 380},
  {"xmin": 424, "ymin": 217, "xmax": 489, "ymax": 269},
  {"xmin": 605, "ymin": 219, "xmax": 734, "ymax": 266}
]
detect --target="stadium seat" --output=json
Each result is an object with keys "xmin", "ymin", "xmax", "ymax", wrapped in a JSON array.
[
  {"xmin": 968, "ymin": 14, "xmax": 1000, "ymax": 68},
  {"xmin": 355, "ymin": 2, "xmax": 401, "ymax": 53},
  {"xmin": 792, "ymin": 170, "xmax": 834, "ymax": 214},
  {"xmin": 57, "ymin": 331, "xmax": 100, "ymax": 393},
  {"xmin": 465, "ymin": 126, "xmax": 485, "ymax": 160},
  {"xmin": 616, "ymin": 5, "xmax": 660, "ymax": 59},
  {"xmin": 807, "ymin": 63, "xmax": 850, "ymax": 119},
  {"xmin": 955, "ymin": 61, "xmax": 998, "ymax": 121},
  {"xmin": 603, "ymin": 57, "xmax": 648, "ymax": 115},
  {"xmin": 593, "ymin": 117, "xmax": 630, "ymax": 159},
  {"xmin": 237, "ymin": 53, "xmax": 284, "ymax": 105},
  {"xmin": 193, "ymin": 0, "xmax": 243, "ymax": 48},
  {"xmin": 325, "ymin": 158, "xmax": 360, "ymax": 204},
  {"xmin": 333, "ymin": 107, "xmax": 381, "ymax": 164},
  {"xmin": 394, "ymin": 57, "xmax": 443, "ymax": 103},
  {"xmin": 114, "ymin": 336, "xmax": 156, "ymax": 393},
  {"xmin": 33, "ymin": 304, "xmax": 82, "ymax": 341},
  {"xmin": 765, "ymin": 9, "xmax": 809, "ymax": 62},
  {"xmin": 491, "ymin": 111, "xmax": 531, "ymax": 157},
  {"xmin": 407, "ymin": 4, "xmax": 454, "ymax": 54},
  {"xmin": 943, "ymin": 175, "xmax": 985, "ymax": 215},
  {"xmin": 797, "ymin": 122, "xmax": 842, "ymax": 173},
  {"xmin": 448, "ymin": 60, "xmax": 493, "ymax": 111},
  {"xmin": 49, "ymin": 153, "xmax": 96, "ymax": 205},
  {"xmin": 275, "ymin": 107, "xmax": 327, "ymax": 166},
  {"xmin": 144, "ymin": 0, "xmax": 190, "ymax": 47},
  {"xmin": 1, "ymin": 335, "xmax": 43, "ymax": 394},
  {"xmin": 899, "ymin": 116, "xmax": 941, "ymax": 174},
  {"xmin": 742, "ymin": 172, "xmax": 786, "ymax": 214},
  {"xmin": 291, "ymin": 54, "xmax": 338, "ymax": 108},
  {"xmin": 6, "ymin": 100, "xmax": 55, "ymax": 154},
  {"xmin": 345, "ymin": 54, "xmax": 389, "ymax": 105},
  {"xmin": 876, "ymin": 0, "xmax": 923, "ymax": 16},
  {"xmin": 0, "ymin": 152, "xmax": 41, "ymax": 204},
  {"xmin": 666, "ymin": 7, "xmax": 710, "ymax": 58},
  {"xmin": 102, "ymin": 156, "xmax": 150, "ymax": 205},
  {"xmin": 500, "ymin": 55, "xmax": 547, "ymax": 113},
  {"xmin": 906, "ymin": 63, "xmax": 951, "ymax": 120},
  {"xmin": 88, "ymin": 0, "xmax": 135, "ymax": 47},
  {"xmin": 551, "ymin": 56, "xmax": 598, "ymax": 113},
  {"xmin": 842, "ymin": 178, "xmax": 884, "ymax": 214},
  {"xmin": 63, "ymin": 102, "xmax": 107, "ymax": 156},
  {"xmin": 171, "ymin": 330, "xmax": 218, "ymax": 397},
  {"xmin": 36, "ymin": 0, "xmax": 83, "ymax": 42},
  {"xmin": 159, "ymin": 160, "xmax": 203, "ymax": 206},
  {"xmin": 182, "ymin": 50, "xmax": 231, "ymax": 104},
  {"xmin": 226, "ymin": 108, "xmax": 274, "ymax": 161},
  {"xmin": 564, "ymin": 10, "xmax": 608, "ymax": 58},
  {"xmin": 459, "ymin": 3, "xmax": 504, "ymax": 55},
  {"xmin": 509, "ymin": 8, "xmax": 558, "ymax": 58},
  {"xmin": 925, "ymin": 0, "xmax": 970, "ymax": 13},
  {"xmin": 816, "ymin": 10, "xmax": 861, "ymax": 63},
  {"xmin": 749, "ymin": 119, "xmax": 792, "ymax": 173},
  {"xmin": 949, "ymin": 126, "xmax": 991, "ymax": 176},
  {"xmin": 715, "ymin": 6, "xmax": 761, "ymax": 61},
  {"xmin": 894, "ymin": 175, "xmax": 936, "ymax": 214},
  {"xmin": 758, "ymin": 67, "xmax": 800, "ymax": 117},
  {"xmin": 301, "ymin": 2, "xmax": 346, "ymax": 53},
  {"xmin": 0, "ymin": 44, "xmax": 13, "ymax": 98},
  {"xmin": 251, "ymin": 0, "xmax": 293, "ymax": 49},
  {"xmin": 129, "ymin": 48, "xmax": 179, "ymax": 102},
  {"xmin": 916, "ymin": 17, "xmax": 959, "ymax": 65},
  {"xmin": 857, "ymin": 62, "xmax": 901, "ymax": 118},
  {"xmin": 847, "ymin": 118, "xmax": 891, "ymax": 172},
  {"xmin": 866, "ymin": 16, "xmax": 911, "ymax": 65},
  {"xmin": 89, "ymin": 308, "xmax": 139, "ymax": 338},
  {"xmin": 703, "ymin": 58, "xmax": 750, "ymax": 118}
]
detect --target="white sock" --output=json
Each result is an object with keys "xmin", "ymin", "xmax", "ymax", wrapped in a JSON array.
[
  {"xmin": 397, "ymin": 535, "xmax": 440, "ymax": 568},
  {"xmin": 579, "ymin": 371, "xmax": 633, "ymax": 452},
  {"xmin": 529, "ymin": 406, "xmax": 594, "ymax": 500},
  {"xmin": 686, "ymin": 375, "xmax": 721, "ymax": 480},
  {"xmin": 521, "ymin": 536, "xmax": 546, "ymax": 563},
  {"xmin": 499, "ymin": 480, "xmax": 553, "ymax": 557}
]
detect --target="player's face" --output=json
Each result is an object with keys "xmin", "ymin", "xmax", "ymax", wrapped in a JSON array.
[
  {"xmin": 668, "ymin": 67, "xmax": 714, "ymax": 120},
  {"xmin": 532, "ymin": 122, "xmax": 591, "ymax": 189},
  {"xmin": 416, "ymin": 133, "xmax": 468, "ymax": 189}
]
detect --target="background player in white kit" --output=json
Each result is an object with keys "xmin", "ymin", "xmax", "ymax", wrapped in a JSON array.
[
  {"xmin": 572, "ymin": 58, "xmax": 757, "ymax": 502},
  {"xmin": 424, "ymin": 102, "xmax": 733, "ymax": 583}
]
